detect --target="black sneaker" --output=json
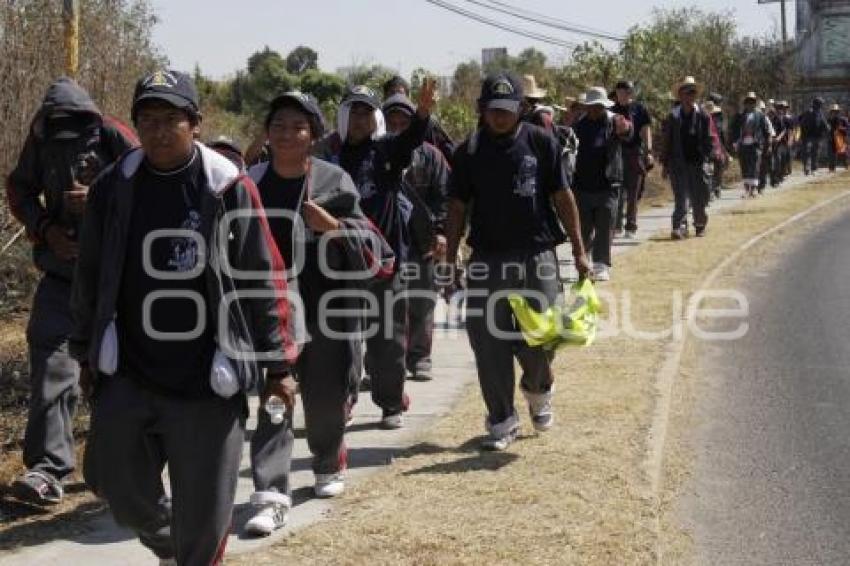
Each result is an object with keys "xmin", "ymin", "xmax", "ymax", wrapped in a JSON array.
[
  {"xmin": 12, "ymin": 470, "xmax": 63, "ymax": 505},
  {"xmin": 695, "ymin": 226, "xmax": 706, "ymax": 238}
]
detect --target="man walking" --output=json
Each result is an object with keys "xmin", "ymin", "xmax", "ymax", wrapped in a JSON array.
[
  {"xmin": 383, "ymin": 93, "xmax": 449, "ymax": 382},
  {"xmin": 70, "ymin": 70, "xmax": 296, "ymax": 564},
  {"xmin": 798, "ymin": 97, "xmax": 830, "ymax": 176},
  {"xmin": 730, "ymin": 92, "xmax": 772, "ymax": 198},
  {"xmin": 661, "ymin": 76, "xmax": 713, "ymax": 238},
  {"xmin": 5, "ymin": 77, "xmax": 137, "ymax": 504},
  {"xmin": 571, "ymin": 86, "xmax": 632, "ymax": 281},
  {"xmin": 318, "ymin": 82, "xmax": 437, "ymax": 429},
  {"xmin": 611, "ymin": 80, "xmax": 653, "ymax": 239},
  {"xmin": 445, "ymin": 72, "xmax": 591, "ymax": 450}
]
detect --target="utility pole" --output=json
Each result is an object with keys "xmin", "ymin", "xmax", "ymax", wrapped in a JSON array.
[
  {"xmin": 63, "ymin": 0, "xmax": 80, "ymax": 77},
  {"xmin": 781, "ymin": 0, "xmax": 788, "ymax": 47}
]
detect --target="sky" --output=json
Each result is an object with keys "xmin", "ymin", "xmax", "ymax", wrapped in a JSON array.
[{"xmin": 150, "ymin": 0, "xmax": 795, "ymax": 79}]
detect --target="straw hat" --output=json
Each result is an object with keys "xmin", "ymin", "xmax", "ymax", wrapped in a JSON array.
[
  {"xmin": 703, "ymin": 101, "xmax": 722, "ymax": 115},
  {"xmin": 521, "ymin": 75, "xmax": 547, "ymax": 99},
  {"xmin": 674, "ymin": 76, "xmax": 702, "ymax": 96},
  {"xmin": 830, "ymin": 103, "xmax": 841, "ymax": 112},
  {"xmin": 584, "ymin": 86, "xmax": 614, "ymax": 108}
]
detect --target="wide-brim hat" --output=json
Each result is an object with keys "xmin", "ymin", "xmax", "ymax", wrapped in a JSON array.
[
  {"xmin": 703, "ymin": 101, "xmax": 719, "ymax": 115},
  {"xmin": 675, "ymin": 76, "xmax": 702, "ymax": 96},
  {"xmin": 830, "ymin": 103, "xmax": 841, "ymax": 112},
  {"xmin": 774, "ymin": 100, "xmax": 789, "ymax": 108},
  {"xmin": 743, "ymin": 91, "xmax": 758, "ymax": 103},
  {"xmin": 521, "ymin": 74, "xmax": 547, "ymax": 99},
  {"xmin": 584, "ymin": 86, "xmax": 614, "ymax": 108}
]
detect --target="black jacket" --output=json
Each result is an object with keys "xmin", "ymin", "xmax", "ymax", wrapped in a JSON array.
[
  {"xmin": 661, "ymin": 104, "xmax": 714, "ymax": 167},
  {"xmin": 6, "ymin": 77, "xmax": 138, "ymax": 280},
  {"xmin": 70, "ymin": 143, "xmax": 295, "ymax": 391}
]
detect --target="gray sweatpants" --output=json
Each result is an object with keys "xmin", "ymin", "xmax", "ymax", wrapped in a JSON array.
[
  {"xmin": 670, "ymin": 161, "xmax": 709, "ymax": 231},
  {"xmin": 403, "ymin": 256, "xmax": 437, "ymax": 374},
  {"xmin": 251, "ymin": 323, "xmax": 353, "ymax": 495},
  {"xmin": 465, "ymin": 249, "xmax": 560, "ymax": 425},
  {"xmin": 86, "ymin": 374, "xmax": 244, "ymax": 565},
  {"xmin": 576, "ymin": 190, "xmax": 618, "ymax": 267},
  {"xmin": 24, "ymin": 275, "xmax": 79, "ymax": 482}
]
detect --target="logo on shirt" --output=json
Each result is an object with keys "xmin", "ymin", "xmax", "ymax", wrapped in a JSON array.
[
  {"xmin": 356, "ymin": 157, "xmax": 378, "ymax": 199},
  {"xmin": 167, "ymin": 210, "xmax": 201, "ymax": 272},
  {"xmin": 513, "ymin": 155, "xmax": 538, "ymax": 197}
]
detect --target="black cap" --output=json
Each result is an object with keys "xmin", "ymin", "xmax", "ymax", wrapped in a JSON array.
[
  {"xmin": 266, "ymin": 90, "xmax": 326, "ymax": 137},
  {"xmin": 479, "ymin": 72, "xmax": 523, "ymax": 113},
  {"xmin": 132, "ymin": 70, "xmax": 199, "ymax": 121},
  {"xmin": 343, "ymin": 85, "xmax": 380, "ymax": 110},
  {"xmin": 382, "ymin": 75, "xmax": 410, "ymax": 98},
  {"xmin": 615, "ymin": 80, "xmax": 634, "ymax": 91},
  {"xmin": 382, "ymin": 93, "xmax": 416, "ymax": 117}
]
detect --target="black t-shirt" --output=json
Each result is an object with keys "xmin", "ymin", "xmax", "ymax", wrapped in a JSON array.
[
  {"xmin": 256, "ymin": 168, "xmax": 306, "ymax": 269},
  {"xmin": 573, "ymin": 117, "xmax": 611, "ymax": 194},
  {"xmin": 680, "ymin": 111, "xmax": 702, "ymax": 164},
  {"xmin": 612, "ymin": 102, "xmax": 651, "ymax": 149},
  {"xmin": 117, "ymin": 148, "xmax": 216, "ymax": 398},
  {"xmin": 256, "ymin": 167, "xmax": 341, "ymax": 323},
  {"xmin": 450, "ymin": 123, "xmax": 568, "ymax": 254}
]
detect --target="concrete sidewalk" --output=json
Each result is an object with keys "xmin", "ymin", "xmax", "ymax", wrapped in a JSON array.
[{"xmin": 0, "ymin": 172, "xmax": 820, "ymax": 565}]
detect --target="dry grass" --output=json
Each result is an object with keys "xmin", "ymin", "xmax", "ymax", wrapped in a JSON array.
[{"xmin": 227, "ymin": 174, "xmax": 850, "ymax": 566}]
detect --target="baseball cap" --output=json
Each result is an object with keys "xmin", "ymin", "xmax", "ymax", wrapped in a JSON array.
[
  {"xmin": 382, "ymin": 93, "xmax": 416, "ymax": 117},
  {"xmin": 132, "ymin": 69, "xmax": 199, "ymax": 121},
  {"xmin": 615, "ymin": 80, "xmax": 634, "ymax": 91},
  {"xmin": 343, "ymin": 85, "xmax": 380, "ymax": 110},
  {"xmin": 266, "ymin": 91, "xmax": 326, "ymax": 137},
  {"xmin": 479, "ymin": 72, "xmax": 523, "ymax": 113}
]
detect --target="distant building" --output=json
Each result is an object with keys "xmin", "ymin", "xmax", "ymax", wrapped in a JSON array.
[
  {"xmin": 482, "ymin": 47, "xmax": 508, "ymax": 68},
  {"xmin": 794, "ymin": 0, "xmax": 850, "ymax": 108}
]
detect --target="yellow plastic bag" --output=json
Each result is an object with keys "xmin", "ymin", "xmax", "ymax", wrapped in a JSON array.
[{"xmin": 509, "ymin": 279, "xmax": 601, "ymax": 350}]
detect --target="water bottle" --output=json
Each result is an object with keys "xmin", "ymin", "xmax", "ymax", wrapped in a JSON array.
[{"xmin": 265, "ymin": 395, "xmax": 286, "ymax": 425}]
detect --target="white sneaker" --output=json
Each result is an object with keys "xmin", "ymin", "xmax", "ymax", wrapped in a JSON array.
[
  {"xmin": 244, "ymin": 492, "xmax": 291, "ymax": 537},
  {"xmin": 592, "ymin": 263, "xmax": 611, "ymax": 282},
  {"xmin": 314, "ymin": 473, "xmax": 345, "ymax": 498},
  {"xmin": 523, "ymin": 387, "xmax": 554, "ymax": 432},
  {"xmin": 481, "ymin": 414, "xmax": 519, "ymax": 451},
  {"xmin": 380, "ymin": 411, "xmax": 404, "ymax": 429}
]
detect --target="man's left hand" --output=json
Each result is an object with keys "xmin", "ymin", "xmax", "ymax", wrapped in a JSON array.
[
  {"xmin": 417, "ymin": 77, "xmax": 438, "ymax": 118},
  {"xmin": 425, "ymin": 234, "xmax": 447, "ymax": 261},
  {"xmin": 574, "ymin": 254, "xmax": 592, "ymax": 280}
]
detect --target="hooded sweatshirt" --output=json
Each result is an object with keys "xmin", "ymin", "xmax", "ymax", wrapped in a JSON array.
[
  {"xmin": 315, "ymin": 104, "xmax": 428, "ymax": 264},
  {"xmin": 6, "ymin": 77, "xmax": 138, "ymax": 280}
]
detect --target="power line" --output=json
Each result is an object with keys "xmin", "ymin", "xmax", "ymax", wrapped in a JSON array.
[
  {"xmin": 479, "ymin": 0, "xmax": 624, "ymax": 42},
  {"xmin": 422, "ymin": 0, "xmax": 580, "ymax": 49}
]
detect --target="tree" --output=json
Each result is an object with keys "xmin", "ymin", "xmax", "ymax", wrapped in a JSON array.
[
  {"xmin": 242, "ymin": 47, "xmax": 299, "ymax": 119},
  {"xmin": 299, "ymin": 69, "xmax": 346, "ymax": 104},
  {"xmin": 286, "ymin": 46, "xmax": 318, "ymax": 75},
  {"xmin": 452, "ymin": 60, "xmax": 482, "ymax": 103}
]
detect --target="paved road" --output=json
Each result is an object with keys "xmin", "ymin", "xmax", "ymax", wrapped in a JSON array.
[{"xmin": 681, "ymin": 204, "xmax": 850, "ymax": 565}]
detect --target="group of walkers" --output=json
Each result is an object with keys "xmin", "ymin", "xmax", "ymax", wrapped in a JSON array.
[{"xmin": 3, "ymin": 66, "xmax": 843, "ymax": 565}]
